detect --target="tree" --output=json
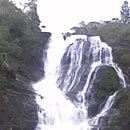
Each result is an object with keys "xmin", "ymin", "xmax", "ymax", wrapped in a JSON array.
[
  {"xmin": 23, "ymin": 0, "xmax": 40, "ymax": 32},
  {"xmin": 120, "ymin": 0, "xmax": 130, "ymax": 23},
  {"xmin": 70, "ymin": 21, "xmax": 88, "ymax": 35}
]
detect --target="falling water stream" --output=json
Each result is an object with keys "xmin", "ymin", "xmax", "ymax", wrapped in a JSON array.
[{"xmin": 33, "ymin": 34, "xmax": 126, "ymax": 130}]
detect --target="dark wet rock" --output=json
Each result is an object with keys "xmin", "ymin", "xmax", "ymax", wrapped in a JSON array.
[
  {"xmin": 69, "ymin": 21, "xmax": 130, "ymax": 130},
  {"xmin": 17, "ymin": 32, "xmax": 51, "ymax": 82},
  {"xmin": 97, "ymin": 88, "xmax": 130, "ymax": 130},
  {"xmin": 108, "ymin": 88, "xmax": 130, "ymax": 130},
  {"xmin": 58, "ymin": 45, "xmax": 72, "ymax": 89},
  {"xmin": 113, "ymin": 47, "xmax": 130, "ymax": 85},
  {"xmin": 87, "ymin": 66, "xmax": 120, "ymax": 117},
  {"xmin": 0, "ymin": 88, "xmax": 38, "ymax": 130},
  {"xmin": 58, "ymin": 39, "xmax": 91, "ymax": 101}
]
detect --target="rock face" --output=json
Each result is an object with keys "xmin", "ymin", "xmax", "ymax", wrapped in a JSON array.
[
  {"xmin": 58, "ymin": 36, "xmax": 130, "ymax": 130},
  {"xmin": 0, "ymin": 86, "xmax": 37, "ymax": 130},
  {"xmin": 0, "ymin": 1, "xmax": 51, "ymax": 129},
  {"xmin": 87, "ymin": 66, "xmax": 120, "ymax": 118},
  {"xmin": 17, "ymin": 32, "xmax": 51, "ymax": 82},
  {"xmin": 69, "ymin": 22, "xmax": 130, "ymax": 129},
  {"xmin": 98, "ymin": 88, "xmax": 130, "ymax": 130},
  {"xmin": 113, "ymin": 47, "xmax": 130, "ymax": 85},
  {"xmin": 0, "ymin": 32, "xmax": 51, "ymax": 130}
]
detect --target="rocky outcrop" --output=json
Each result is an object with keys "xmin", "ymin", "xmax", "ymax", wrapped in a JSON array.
[
  {"xmin": 58, "ymin": 39, "xmax": 91, "ymax": 101},
  {"xmin": 97, "ymin": 88, "xmax": 130, "ymax": 130},
  {"xmin": 0, "ymin": 1, "xmax": 51, "ymax": 130},
  {"xmin": 87, "ymin": 66, "xmax": 120, "ymax": 117},
  {"xmin": 0, "ymin": 31, "xmax": 51, "ymax": 130},
  {"xmin": 17, "ymin": 32, "xmax": 51, "ymax": 82},
  {"xmin": 113, "ymin": 47, "xmax": 130, "ymax": 85},
  {"xmin": 0, "ymin": 85, "xmax": 38, "ymax": 130},
  {"xmin": 68, "ymin": 21, "xmax": 130, "ymax": 130}
]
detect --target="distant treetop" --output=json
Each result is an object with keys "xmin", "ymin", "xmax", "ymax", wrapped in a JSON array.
[{"xmin": 120, "ymin": 0, "xmax": 130, "ymax": 23}]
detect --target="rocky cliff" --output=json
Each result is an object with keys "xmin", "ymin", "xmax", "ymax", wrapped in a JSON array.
[
  {"xmin": 1, "ymin": 1, "xmax": 130, "ymax": 130},
  {"xmin": 0, "ymin": 1, "xmax": 51, "ymax": 130},
  {"xmin": 69, "ymin": 21, "xmax": 130, "ymax": 130}
]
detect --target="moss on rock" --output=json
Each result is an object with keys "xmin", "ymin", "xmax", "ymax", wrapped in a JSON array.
[
  {"xmin": 99, "ymin": 88, "xmax": 130, "ymax": 130},
  {"xmin": 88, "ymin": 66, "xmax": 120, "ymax": 117}
]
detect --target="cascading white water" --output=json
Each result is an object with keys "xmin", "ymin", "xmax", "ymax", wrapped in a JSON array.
[
  {"xmin": 33, "ymin": 34, "xmax": 126, "ymax": 130},
  {"xmin": 33, "ymin": 34, "xmax": 91, "ymax": 130}
]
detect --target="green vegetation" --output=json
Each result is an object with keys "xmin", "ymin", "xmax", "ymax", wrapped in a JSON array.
[
  {"xmin": 0, "ymin": 1, "xmax": 51, "ymax": 129},
  {"xmin": 98, "ymin": 68, "xmax": 118, "ymax": 91},
  {"xmin": 116, "ymin": 48, "xmax": 130, "ymax": 66},
  {"xmin": 69, "ymin": 10, "xmax": 130, "ymax": 72},
  {"xmin": 71, "ymin": 21, "xmax": 130, "ymax": 44},
  {"xmin": 120, "ymin": 0, "xmax": 130, "ymax": 24},
  {"xmin": 0, "ymin": 0, "xmax": 50, "ymax": 89},
  {"xmin": 93, "ymin": 67, "xmax": 119, "ymax": 100}
]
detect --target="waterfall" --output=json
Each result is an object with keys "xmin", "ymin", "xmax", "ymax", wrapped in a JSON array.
[{"xmin": 33, "ymin": 34, "xmax": 126, "ymax": 130}]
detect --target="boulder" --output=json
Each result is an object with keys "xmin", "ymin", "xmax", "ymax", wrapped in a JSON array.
[
  {"xmin": 87, "ymin": 66, "xmax": 120, "ymax": 117},
  {"xmin": 97, "ymin": 88, "xmax": 130, "ymax": 130}
]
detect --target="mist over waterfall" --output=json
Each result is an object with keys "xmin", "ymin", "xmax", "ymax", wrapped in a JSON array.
[{"xmin": 33, "ymin": 34, "xmax": 126, "ymax": 130}]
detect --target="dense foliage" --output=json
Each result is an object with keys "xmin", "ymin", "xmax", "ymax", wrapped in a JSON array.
[
  {"xmin": 0, "ymin": 1, "xmax": 51, "ymax": 130},
  {"xmin": 0, "ymin": 0, "xmax": 50, "ymax": 89}
]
